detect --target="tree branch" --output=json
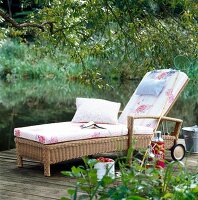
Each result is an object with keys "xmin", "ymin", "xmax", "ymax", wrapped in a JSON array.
[{"xmin": 0, "ymin": 9, "xmax": 54, "ymax": 33}]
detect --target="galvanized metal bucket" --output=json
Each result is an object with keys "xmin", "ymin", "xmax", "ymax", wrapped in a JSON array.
[{"xmin": 182, "ymin": 125, "xmax": 198, "ymax": 153}]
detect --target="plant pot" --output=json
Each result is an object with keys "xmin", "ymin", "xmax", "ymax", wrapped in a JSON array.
[{"xmin": 94, "ymin": 160, "xmax": 115, "ymax": 180}]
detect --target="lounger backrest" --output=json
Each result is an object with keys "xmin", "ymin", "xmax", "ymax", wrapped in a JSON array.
[{"xmin": 118, "ymin": 69, "xmax": 189, "ymax": 129}]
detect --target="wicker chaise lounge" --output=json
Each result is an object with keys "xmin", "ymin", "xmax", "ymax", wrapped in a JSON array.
[{"xmin": 14, "ymin": 69, "xmax": 189, "ymax": 176}]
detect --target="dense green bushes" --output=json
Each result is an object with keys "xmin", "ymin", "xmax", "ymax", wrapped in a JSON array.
[
  {"xmin": 61, "ymin": 156, "xmax": 198, "ymax": 200},
  {"xmin": 0, "ymin": 40, "xmax": 70, "ymax": 80},
  {"xmin": 0, "ymin": 40, "xmax": 197, "ymax": 84}
]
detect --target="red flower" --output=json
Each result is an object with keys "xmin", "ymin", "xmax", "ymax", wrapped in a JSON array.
[
  {"xmin": 135, "ymin": 104, "xmax": 152, "ymax": 113},
  {"xmin": 37, "ymin": 135, "xmax": 45, "ymax": 143},
  {"xmin": 14, "ymin": 129, "xmax": 21, "ymax": 137},
  {"xmin": 157, "ymin": 72, "xmax": 167, "ymax": 80},
  {"xmin": 166, "ymin": 89, "xmax": 174, "ymax": 103}
]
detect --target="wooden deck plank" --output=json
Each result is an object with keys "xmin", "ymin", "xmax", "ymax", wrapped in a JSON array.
[
  {"xmin": 0, "ymin": 159, "xmax": 78, "ymax": 185},
  {"xmin": 0, "ymin": 190, "xmax": 60, "ymax": 200},
  {"xmin": 0, "ymin": 145, "xmax": 197, "ymax": 200},
  {"xmin": 0, "ymin": 167, "xmax": 76, "ymax": 187},
  {"xmin": 0, "ymin": 180, "xmax": 68, "ymax": 199},
  {"xmin": 0, "ymin": 193, "xmax": 34, "ymax": 200},
  {"xmin": 0, "ymin": 149, "xmax": 78, "ymax": 200}
]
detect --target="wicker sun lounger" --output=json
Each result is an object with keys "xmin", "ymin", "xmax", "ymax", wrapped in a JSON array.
[{"xmin": 14, "ymin": 69, "xmax": 189, "ymax": 176}]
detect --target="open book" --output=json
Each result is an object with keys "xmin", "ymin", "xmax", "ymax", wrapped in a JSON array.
[{"xmin": 80, "ymin": 121, "xmax": 106, "ymax": 129}]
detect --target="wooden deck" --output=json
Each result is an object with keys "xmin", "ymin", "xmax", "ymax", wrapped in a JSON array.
[
  {"xmin": 0, "ymin": 140, "xmax": 197, "ymax": 200},
  {"xmin": 0, "ymin": 149, "xmax": 84, "ymax": 200}
]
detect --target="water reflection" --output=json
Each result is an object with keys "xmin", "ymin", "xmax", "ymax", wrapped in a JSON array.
[{"xmin": 0, "ymin": 79, "xmax": 197, "ymax": 151}]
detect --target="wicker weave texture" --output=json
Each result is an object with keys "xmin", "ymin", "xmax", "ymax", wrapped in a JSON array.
[
  {"xmin": 15, "ymin": 133, "xmax": 172, "ymax": 176},
  {"xmin": 15, "ymin": 138, "xmax": 43, "ymax": 161},
  {"xmin": 48, "ymin": 136, "xmax": 129, "ymax": 164}
]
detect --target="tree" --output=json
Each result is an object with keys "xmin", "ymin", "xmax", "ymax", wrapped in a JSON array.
[{"xmin": 0, "ymin": 0, "xmax": 197, "ymax": 78}]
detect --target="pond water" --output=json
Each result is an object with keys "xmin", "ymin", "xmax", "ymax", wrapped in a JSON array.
[{"xmin": 0, "ymin": 79, "xmax": 197, "ymax": 151}]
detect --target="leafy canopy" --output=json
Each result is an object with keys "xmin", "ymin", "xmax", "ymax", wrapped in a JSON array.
[{"xmin": 29, "ymin": 0, "xmax": 197, "ymax": 75}]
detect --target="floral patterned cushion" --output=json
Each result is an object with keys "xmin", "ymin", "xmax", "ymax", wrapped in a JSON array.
[
  {"xmin": 72, "ymin": 98, "xmax": 121, "ymax": 124},
  {"xmin": 14, "ymin": 122, "xmax": 153, "ymax": 144},
  {"xmin": 119, "ymin": 69, "xmax": 188, "ymax": 128}
]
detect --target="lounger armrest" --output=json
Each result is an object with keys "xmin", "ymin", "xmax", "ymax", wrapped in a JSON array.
[
  {"xmin": 127, "ymin": 115, "xmax": 160, "ymax": 147},
  {"xmin": 160, "ymin": 116, "xmax": 183, "ymax": 139},
  {"xmin": 128, "ymin": 115, "xmax": 159, "ymax": 120},
  {"xmin": 127, "ymin": 115, "xmax": 160, "ymax": 132},
  {"xmin": 127, "ymin": 115, "xmax": 183, "ymax": 141},
  {"xmin": 160, "ymin": 116, "xmax": 182, "ymax": 123}
]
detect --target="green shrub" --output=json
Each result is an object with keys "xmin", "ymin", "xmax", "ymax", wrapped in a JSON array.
[
  {"xmin": 0, "ymin": 40, "xmax": 26, "ymax": 59},
  {"xmin": 0, "ymin": 40, "xmax": 67, "ymax": 81},
  {"xmin": 0, "ymin": 40, "xmax": 197, "ymax": 85},
  {"xmin": 61, "ymin": 156, "xmax": 198, "ymax": 200}
]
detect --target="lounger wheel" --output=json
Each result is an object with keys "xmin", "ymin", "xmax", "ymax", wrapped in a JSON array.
[{"xmin": 171, "ymin": 144, "xmax": 185, "ymax": 161}]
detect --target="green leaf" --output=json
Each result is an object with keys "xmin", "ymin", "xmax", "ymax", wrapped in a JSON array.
[
  {"xmin": 60, "ymin": 197, "xmax": 70, "ymax": 200},
  {"xmin": 127, "ymin": 195, "xmax": 146, "ymax": 200},
  {"xmin": 101, "ymin": 176, "xmax": 114, "ymax": 186},
  {"xmin": 68, "ymin": 189, "xmax": 76, "ymax": 195},
  {"xmin": 61, "ymin": 171, "xmax": 73, "ymax": 177},
  {"xmin": 71, "ymin": 166, "xmax": 83, "ymax": 176},
  {"xmin": 191, "ymin": 186, "xmax": 198, "ymax": 194},
  {"xmin": 162, "ymin": 193, "xmax": 174, "ymax": 199}
]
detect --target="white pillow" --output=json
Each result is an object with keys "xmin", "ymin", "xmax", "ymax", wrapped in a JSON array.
[{"xmin": 72, "ymin": 98, "xmax": 121, "ymax": 124}]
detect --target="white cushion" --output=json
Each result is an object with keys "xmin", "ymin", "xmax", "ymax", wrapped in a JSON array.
[
  {"xmin": 119, "ymin": 69, "xmax": 188, "ymax": 128},
  {"xmin": 72, "ymin": 98, "xmax": 121, "ymax": 124},
  {"xmin": 14, "ymin": 122, "xmax": 153, "ymax": 144}
]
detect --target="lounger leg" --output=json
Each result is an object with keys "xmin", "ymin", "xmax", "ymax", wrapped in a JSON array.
[
  {"xmin": 15, "ymin": 138, "xmax": 23, "ymax": 167},
  {"xmin": 43, "ymin": 149, "xmax": 51, "ymax": 176},
  {"xmin": 127, "ymin": 116, "xmax": 134, "ymax": 166},
  {"xmin": 44, "ymin": 163, "xmax": 51, "ymax": 176},
  {"xmin": 16, "ymin": 155, "xmax": 23, "ymax": 167}
]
